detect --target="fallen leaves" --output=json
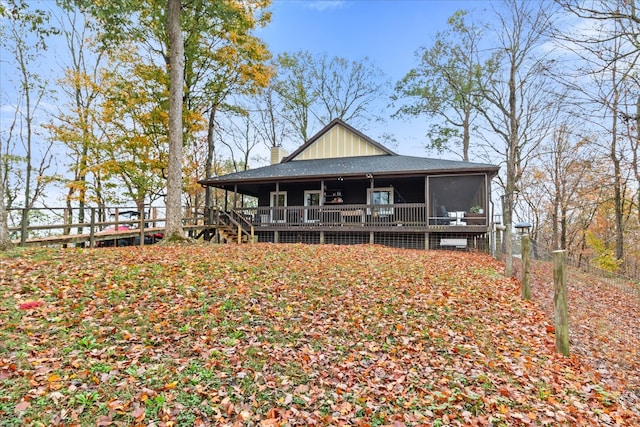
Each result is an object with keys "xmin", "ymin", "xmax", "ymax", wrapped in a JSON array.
[{"xmin": 0, "ymin": 244, "xmax": 638, "ymax": 426}]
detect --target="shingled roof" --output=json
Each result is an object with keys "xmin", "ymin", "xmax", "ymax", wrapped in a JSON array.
[
  {"xmin": 198, "ymin": 119, "xmax": 499, "ymax": 196},
  {"xmin": 199, "ymin": 154, "xmax": 498, "ymax": 188}
]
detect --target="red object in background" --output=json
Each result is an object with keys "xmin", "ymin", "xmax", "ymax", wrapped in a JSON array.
[
  {"xmin": 18, "ymin": 301, "xmax": 43, "ymax": 310},
  {"xmin": 97, "ymin": 225, "xmax": 132, "ymax": 233}
]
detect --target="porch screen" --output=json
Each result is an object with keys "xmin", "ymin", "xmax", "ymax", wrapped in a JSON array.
[{"xmin": 428, "ymin": 175, "xmax": 486, "ymax": 218}]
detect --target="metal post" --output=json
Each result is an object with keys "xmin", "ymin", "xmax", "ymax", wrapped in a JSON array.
[{"xmin": 521, "ymin": 232, "xmax": 531, "ymax": 300}]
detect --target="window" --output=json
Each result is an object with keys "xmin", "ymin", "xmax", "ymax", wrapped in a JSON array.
[
  {"xmin": 304, "ymin": 190, "xmax": 321, "ymax": 222},
  {"xmin": 270, "ymin": 191, "xmax": 287, "ymax": 222},
  {"xmin": 367, "ymin": 187, "xmax": 394, "ymax": 215}
]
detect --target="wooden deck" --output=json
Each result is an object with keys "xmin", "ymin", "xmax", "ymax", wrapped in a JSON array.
[{"xmin": 7, "ymin": 204, "xmax": 492, "ymax": 250}]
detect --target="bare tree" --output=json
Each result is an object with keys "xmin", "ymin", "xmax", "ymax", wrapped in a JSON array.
[
  {"xmin": 219, "ymin": 113, "xmax": 262, "ymax": 173},
  {"xmin": 275, "ymin": 51, "xmax": 389, "ymax": 144},
  {"xmin": 51, "ymin": 7, "xmax": 106, "ymax": 236},
  {"xmin": 1, "ymin": 0, "xmax": 57, "ymax": 246},
  {"xmin": 253, "ymin": 85, "xmax": 291, "ymax": 150},
  {"xmin": 477, "ymin": 0, "xmax": 557, "ymax": 276},
  {"xmin": 554, "ymin": 0, "xmax": 640, "ymax": 262}
]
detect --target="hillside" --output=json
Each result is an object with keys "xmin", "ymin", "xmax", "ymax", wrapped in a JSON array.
[{"xmin": 1, "ymin": 244, "xmax": 637, "ymax": 426}]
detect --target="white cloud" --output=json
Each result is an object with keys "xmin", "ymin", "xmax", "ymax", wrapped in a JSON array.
[{"xmin": 306, "ymin": 1, "xmax": 345, "ymax": 12}]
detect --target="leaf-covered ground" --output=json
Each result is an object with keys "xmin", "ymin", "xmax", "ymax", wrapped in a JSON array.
[
  {"xmin": 1, "ymin": 244, "xmax": 638, "ymax": 426},
  {"xmin": 525, "ymin": 260, "xmax": 640, "ymax": 416}
]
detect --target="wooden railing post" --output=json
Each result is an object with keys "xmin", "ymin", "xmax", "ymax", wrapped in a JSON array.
[
  {"xmin": 553, "ymin": 250, "xmax": 570, "ymax": 356},
  {"xmin": 89, "ymin": 208, "xmax": 96, "ymax": 248}
]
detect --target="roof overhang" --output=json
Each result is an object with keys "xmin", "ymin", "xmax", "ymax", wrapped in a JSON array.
[{"xmin": 198, "ymin": 155, "xmax": 500, "ymax": 197}]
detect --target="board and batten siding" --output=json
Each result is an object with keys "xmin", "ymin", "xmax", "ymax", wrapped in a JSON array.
[{"xmin": 291, "ymin": 124, "xmax": 387, "ymax": 160}]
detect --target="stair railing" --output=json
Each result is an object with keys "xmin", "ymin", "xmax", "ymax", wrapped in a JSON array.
[{"xmin": 221, "ymin": 209, "xmax": 255, "ymax": 243}]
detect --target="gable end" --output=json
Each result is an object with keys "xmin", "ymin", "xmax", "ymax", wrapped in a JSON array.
[{"xmin": 283, "ymin": 119, "xmax": 395, "ymax": 162}]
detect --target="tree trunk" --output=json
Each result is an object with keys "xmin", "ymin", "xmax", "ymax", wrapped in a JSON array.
[
  {"xmin": 610, "ymin": 67, "xmax": 624, "ymax": 261},
  {"xmin": 0, "ymin": 160, "xmax": 10, "ymax": 249},
  {"xmin": 462, "ymin": 110, "xmax": 470, "ymax": 162},
  {"xmin": 504, "ymin": 48, "xmax": 519, "ymax": 277},
  {"xmin": 164, "ymin": 0, "xmax": 186, "ymax": 240},
  {"xmin": 205, "ymin": 106, "xmax": 216, "ymax": 212}
]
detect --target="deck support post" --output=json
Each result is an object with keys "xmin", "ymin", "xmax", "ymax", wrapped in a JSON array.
[
  {"xmin": 319, "ymin": 231, "xmax": 324, "ymax": 244},
  {"xmin": 369, "ymin": 231, "xmax": 374, "ymax": 244},
  {"xmin": 274, "ymin": 230, "xmax": 279, "ymax": 244},
  {"xmin": 424, "ymin": 232, "xmax": 429, "ymax": 250}
]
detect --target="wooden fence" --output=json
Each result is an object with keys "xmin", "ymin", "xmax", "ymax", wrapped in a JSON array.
[{"xmin": 6, "ymin": 206, "xmax": 213, "ymax": 248}]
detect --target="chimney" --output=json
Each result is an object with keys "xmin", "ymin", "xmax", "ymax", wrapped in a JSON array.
[{"xmin": 270, "ymin": 146, "xmax": 288, "ymax": 164}]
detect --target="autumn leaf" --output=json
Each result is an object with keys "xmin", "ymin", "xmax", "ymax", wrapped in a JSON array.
[
  {"xmin": 14, "ymin": 400, "xmax": 30, "ymax": 413},
  {"xmin": 18, "ymin": 300, "xmax": 43, "ymax": 310},
  {"xmin": 0, "ymin": 244, "xmax": 638, "ymax": 426}
]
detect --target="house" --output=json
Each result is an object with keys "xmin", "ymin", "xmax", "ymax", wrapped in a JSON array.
[{"xmin": 199, "ymin": 119, "xmax": 499, "ymax": 250}]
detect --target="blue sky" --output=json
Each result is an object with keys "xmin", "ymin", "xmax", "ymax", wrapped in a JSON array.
[
  {"xmin": 257, "ymin": 0, "xmax": 494, "ymax": 156},
  {"xmin": 260, "ymin": 0, "xmax": 489, "ymax": 81},
  {"xmin": 0, "ymin": 0, "xmax": 494, "ymax": 170}
]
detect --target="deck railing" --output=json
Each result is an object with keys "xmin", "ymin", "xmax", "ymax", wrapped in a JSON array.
[{"xmin": 234, "ymin": 203, "xmax": 488, "ymax": 230}]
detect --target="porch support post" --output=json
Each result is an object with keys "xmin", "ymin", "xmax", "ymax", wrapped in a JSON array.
[
  {"xmin": 424, "ymin": 176, "xmax": 429, "ymax": 225},
  {"xmin": 275, "ymin": 182, "xmax": 280, "ymax": 225},
  {"xmin": 319, "ymin": 231, "xmax": 324, "ymax": 244},
  {"xmin": 233, "ymin": 185, "xmax": 238, "ymax": 209},
  {"xmin": 274, "ymin": 230, "xmax": 279, "ymax": 243},
  {"xmin": 424, "ymin": 232, "xmax": 429, "ymax": 250},
  {"xmin": 369, "ymin": 231, "xmax": 374, "ymax": 244}
]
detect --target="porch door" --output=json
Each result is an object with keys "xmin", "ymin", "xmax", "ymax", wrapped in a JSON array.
[
  {"xmin": 270, "ymin": 191, "xmax": 287, "ymax": 222},
  {"xmin": 304, "ymin": 190, "xmax": 321, "ymax": 222}
]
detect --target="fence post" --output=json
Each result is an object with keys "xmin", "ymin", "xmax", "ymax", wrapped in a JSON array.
[
  {"xmin": 139, "ymin": 206, "xmax": 145, "ymax": 246},
  {"xmin": 89, "ymin": 208, "xmax": 96, "ymax": 248},
  {"xmin": 553, "ymin": 250, "xmax": 570, "ymax": 356},
  {"xmin": 521, "ymin": 233, "xmax": 531, "ymax": 300},
  {"xmin": 495, "ymin": 225, "xmax": 505, "ymax": 262},
  {"xmin": 63, "ymin": 208, "xmax": 70, "ymax": 236},
  {"xmin": 20, "ymin": 208, "xmax": 28, "ymax": 246}
]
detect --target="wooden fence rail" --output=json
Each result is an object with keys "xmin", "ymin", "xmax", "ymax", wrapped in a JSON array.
[{"xmin": 6, "ymin": 206, "xmax": 214, "ymax": 248}]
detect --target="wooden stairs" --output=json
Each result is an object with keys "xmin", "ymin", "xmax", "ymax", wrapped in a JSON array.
[
  {"xmin": 217, "ymin": 226, "xmax": 246, "ymax": 244},
  {"xmin": 216, "ymin": 211, "xmax": 255, "ymax": 243}
]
